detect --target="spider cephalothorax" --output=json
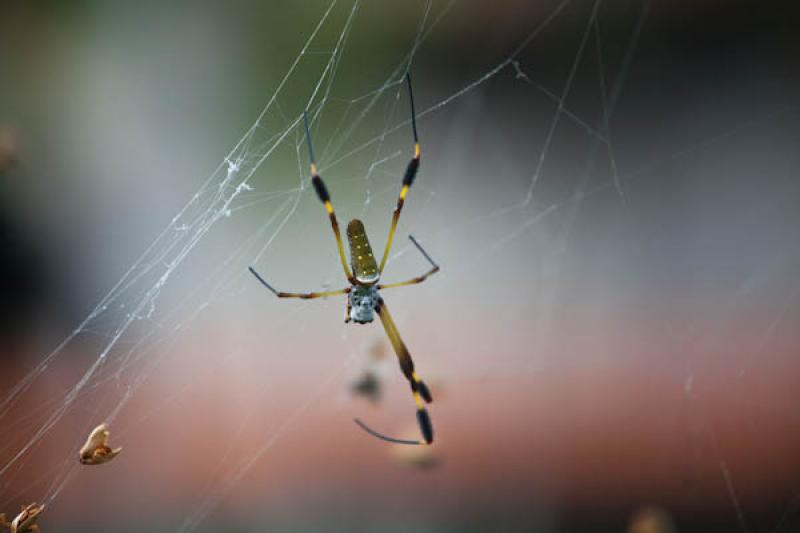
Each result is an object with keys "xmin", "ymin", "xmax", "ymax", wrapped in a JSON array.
[
  {"xmin": 348, "ymin": 284, "xmax": 379, "ymax": 324},
  {"xmin": 249, "ymin": 73, "xmax": 438, "ymax": 446}
]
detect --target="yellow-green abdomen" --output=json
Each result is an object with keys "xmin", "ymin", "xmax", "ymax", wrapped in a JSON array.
[{"xmin": 347, "ymin": 219, "xmax": 379, "ymax": 284}]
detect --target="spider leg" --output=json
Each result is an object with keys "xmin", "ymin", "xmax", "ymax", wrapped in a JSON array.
[
  {"xmin": 378, "ymin": 235, "xmax": 439, "ymax": 290},
  {"xmin": 248, "ymin": 267, "xmax": 350, "ymax": 299},
  {"xmin": 378, "ymin": 72, "xmax": 421, "ymax": 274},
  {"xmin": 375, "ymin": 298, "xmax": 432, "ymax": 404},
  {"xmin": 304, "ymin": 112, "xmax": 355, "ymax": 283},
  {"xmin": 354, "ymin": 297, "xmax": 433, "ymax": 445},
  {"xmin": 353, "ymin": 418, "xmax": 425, "ymax": 446}
]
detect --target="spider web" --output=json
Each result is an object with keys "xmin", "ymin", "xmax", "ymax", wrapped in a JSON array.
[{"xmin": 1, "ymin": 0, "xmax": 799, "ymax": 531}]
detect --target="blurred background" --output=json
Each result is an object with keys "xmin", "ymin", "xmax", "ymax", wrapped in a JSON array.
[{"xmin": 1, "ymin": 0, "xmax": 800, "ymax": 531}]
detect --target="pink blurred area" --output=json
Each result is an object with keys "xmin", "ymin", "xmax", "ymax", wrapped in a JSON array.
[{"xmin": 2, "ymin": 303, "xmax": 799, "ymax": 529}]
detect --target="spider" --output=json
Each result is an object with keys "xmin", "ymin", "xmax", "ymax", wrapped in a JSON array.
[{"xmin": 249, "ymin": 73, "xmax": 439, "ymax": 445}]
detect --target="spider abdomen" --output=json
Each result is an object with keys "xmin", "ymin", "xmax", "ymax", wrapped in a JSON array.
[{"xmin": 347, "ymin": 219, "xmax": 379, "ymax": 285}]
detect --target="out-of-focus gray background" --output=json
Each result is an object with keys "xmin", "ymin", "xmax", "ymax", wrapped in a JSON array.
[{"xmin": 2, "ymin": 1, "xmax": 800, "ymax": 531}]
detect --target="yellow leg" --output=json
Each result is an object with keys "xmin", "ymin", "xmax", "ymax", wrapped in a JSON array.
[
  {"xmin": 304, "ymin": 111, "xmax": 354, "ymax": 282},
  {"xmin": 378, "ymin": 265, "xmax": 438, "ymax": 290},
  {"xmin": 248, "ymin": 267, "xmax": 350, "ymax": 299},
  {"xmin": 313, "ymin": 175, "xmax": 354, "ymax": 282},
  {"xmin": 378, "ymin": 181, "xmax": 411, "ymax": 273},
  {"xmin": 378, "ymin": 73, "xmax": 422, "ymax": 274},
  {"xmin": 375, "ymin": 297, "xmax": 433, "ymax": 444},
  {"xmin": 378, "ymin": 235, "xmax": 440, "ymax": 290}
]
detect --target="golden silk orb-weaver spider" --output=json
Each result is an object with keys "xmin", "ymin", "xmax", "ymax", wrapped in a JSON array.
[{"xmin": 249, "ymin": 73, "xmax": 439, "ymax": 445}]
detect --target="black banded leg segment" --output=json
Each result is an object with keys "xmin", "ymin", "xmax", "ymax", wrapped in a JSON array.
[
  {"xmin": 378, "ymin": 73, "xmax": 422, "ymax": 274},
  {"xmin": 248, "ymin": 267, "xmax": 350, "ymax": 299},
  {"xmin": 378, "ymin": 235, "xmax": 440, "ymax": 290},
  {"xmin": 375, "ymin": 298, "xmax": 432, "ymax": 403},
  {"xmin": 304, "ymin": 112, "xmax": 354, "ymax": 283},
  {"xmin": 374, "ymin": 297, "xmax": 434, "ymax": 445}
]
